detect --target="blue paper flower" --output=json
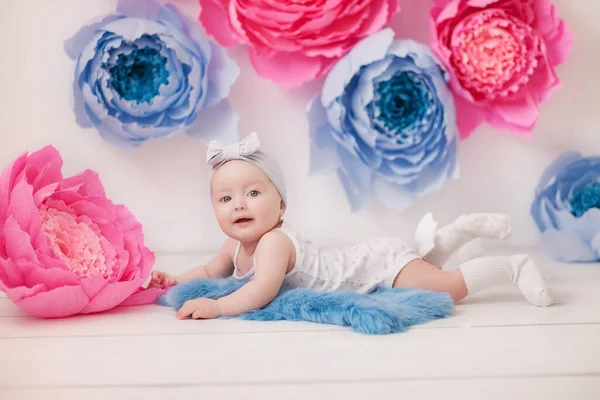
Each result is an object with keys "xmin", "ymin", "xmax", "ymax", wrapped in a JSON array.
[
  {"xmin": 307, "ymin": 28, "xmax": 459, "ymax": 211},
  {"xmin": 64, "ymin": 0, "xmax": 239, "ymax": 149},
  {"xmin": 531, "ymin": 152, "xmax": 600, "ymax": 262}
]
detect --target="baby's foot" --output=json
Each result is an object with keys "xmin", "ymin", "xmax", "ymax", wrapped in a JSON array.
[
  {"xmin": 509, "ymin": 255, "xmax": 553, "ymax": 307},
  {"xmin": 455, "ymin": 213, "xmax": 512, "ymax": 240}
]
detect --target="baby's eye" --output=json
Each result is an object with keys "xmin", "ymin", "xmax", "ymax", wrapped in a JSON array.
[
  {"xmin": 248, "ymin": 190, "xmax": 259, "ymax": 197},
  {"xmin": 221, "ymin": 196, "xmax": 232, "ymax": 203}
]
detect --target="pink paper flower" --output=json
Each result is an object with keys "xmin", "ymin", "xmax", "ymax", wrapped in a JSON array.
[
  {"xmin": 0, "ymin": 146, "xmax": 163, "ymax": 318},
  {"xmin": 198, "ymin": 0, "xmax": 401, "ymax": 88},
  {"xmin": 430, "ymin": 0, "xmax": 573, "ymax": 138}
]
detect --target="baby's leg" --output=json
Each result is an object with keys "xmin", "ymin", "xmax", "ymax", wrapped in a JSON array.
[
  {"xmin": 423, "ymin": 213, "xmax": 512, "ymax": 268},
  {"xmin": 393, "ymin": 255, "xmax": 553, "ymax": 307}
]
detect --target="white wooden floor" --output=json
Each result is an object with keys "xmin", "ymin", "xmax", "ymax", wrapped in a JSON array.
[{"xmin": 1, "ymin": 248, "xmax": 599, "ymax": 400}]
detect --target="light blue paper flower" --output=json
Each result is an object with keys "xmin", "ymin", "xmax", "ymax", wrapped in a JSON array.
[
  {"xmin": 531, "ymin": 152, "xmax": 600, "ymax": 262},
  {"xmin": 64, "ymin": 0, "xmax": 239, "ymax": 149},
  {"xmin": 307, "ymin": 28, "xmax": 459, "ymax": 211}
]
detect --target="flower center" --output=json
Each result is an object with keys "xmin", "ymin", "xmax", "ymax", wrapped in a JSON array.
[
  {"xmin": 570, "ymin": 183, "xmax": 600, "ymax": 218},
  {"xmin": 39, "ymin": 206, "xmax": 115, "ymax": 279},
  {"xmin": 373, "ymin": 70, "xmax": 437, "ymax": 143},
  {"xmin": 108, "ymin": 41, "xmax": 169, "ymax": 104},
  {"xmin": 450, "ymin": 9, "xmax": 541, "ymax": 100}
]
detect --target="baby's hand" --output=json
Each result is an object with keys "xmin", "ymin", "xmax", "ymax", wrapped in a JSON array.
[
  {"xmin": 148, "ymin": 270, "xmax": 177, "ymax": 289},
  {"xmin": 177, "ymin": 298, "xmax": 222, "ymax": 320}
]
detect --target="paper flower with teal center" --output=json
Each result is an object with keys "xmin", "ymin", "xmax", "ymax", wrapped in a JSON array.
[
  {"xmin": 307, "ymin": 28, "xmax": 459, "ymax": 211},
  {"xmin": 531, "ymin": 152, "xmax": 600, "ymax": 262},
  {"xmin": 64, "ymin": 0, "xmax": 239, "ymax": 149}
]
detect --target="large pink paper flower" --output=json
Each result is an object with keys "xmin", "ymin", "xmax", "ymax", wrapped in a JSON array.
[
  {"xmin": 198, "ymin": 0, "xmax": 401, "ymax": 88},
  {"xmin": 0, "ymin": 146, "xmax": 163, "ymax": 318},
  {"xmin": 430, "ymin": 0, "xmax": 573, "ymax": 138}
]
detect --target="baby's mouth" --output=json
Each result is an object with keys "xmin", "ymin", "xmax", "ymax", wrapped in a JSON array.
[{"xmin": 234, "ymin": 217, "xmax": 254, "ymax": 224}]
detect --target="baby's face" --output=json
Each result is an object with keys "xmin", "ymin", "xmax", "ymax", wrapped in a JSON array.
[{"xmin": 211, "ymin": 160, "xmax": 284, "ymax": 243}]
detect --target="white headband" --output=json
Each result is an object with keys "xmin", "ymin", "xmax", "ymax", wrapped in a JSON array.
[{"xmin": 206, "ymin": 132, "xmax": 287, "ymax": 206}]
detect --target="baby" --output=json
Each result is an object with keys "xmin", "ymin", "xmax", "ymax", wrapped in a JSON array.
[{"xmin": 149, "ymin": 133, "xmax": 553, "ymax": 320}]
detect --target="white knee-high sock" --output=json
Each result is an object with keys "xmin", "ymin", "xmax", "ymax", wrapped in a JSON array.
[
  {"xmin": 458, "ymin": 255, "xmax": 553, "ymax": 307},
  {"xmin": 423, "ymin": 213, "xmax": 512, "ymax": 268}
]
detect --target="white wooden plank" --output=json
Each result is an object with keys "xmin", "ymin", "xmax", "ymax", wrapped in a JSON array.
[
  {"xmin": 0, "ymin": 299, "xmax": 599, "ymax": 338},
  {"xmin": 0, "ymin": 325, "xmax": 598, "ymax": 387},
  {"xmin": 2, "ymin": 376, "xmax": 599, "ymax": 400}
]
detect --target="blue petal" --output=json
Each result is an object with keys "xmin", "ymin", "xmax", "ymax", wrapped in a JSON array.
[
  {"xmin": 310, "ymin": 126, "xmax": 341, "ymax": 174},
  {"xmin": 307, "ymin": 97, "xmax": 341, "ymax": 174},
  {"xmin": 72, "ymin": 72, "xmax": 93, "ymax": 128},
  {"xmin": 156, "ymin": 3, "xmax": 185, "ymax": 31},
  {"xmin": 554, "ymin": 208, "xmax": 600, "ymax": 245},
  {"xmin": 592, "ymin": 232, "xmax": 600, "ymax": 260},
  {"xmin": 336, "ymin": 144, "xmax": 373, "ymax": 210},
  {"xmin": 337, "ymin": 169, "xmax": 372, "ymax": 211},
  {"xmin": 372, "ymin": 176, "xmax": 415, "ymax": 211},
  {"xmin": 64, "ymin": 15, "xmax": 123, "ymax": 60},
  {"xmin": 116, "ymin": 0, "xmax": 162, "ymax": 20},
  {"xmin": 540, "ymin": 229, "xmax": 597, "ymax": 262},
  {"xmin": 101, "ymin": 18, "xmax": 171, "ymax": 43},
  {"xmin": 322, "ymin": 28, "xmax": 394, "ymax": 107},
  {"xmin": 387, "ymin": 39, "xmax": 449, "ymax": 80},
  {"xmin": 203, "ymin": 42, "xmax": 239, "ymax": 108},
  {"xmin": 348, "ymin": 57, "xmax": 394, "ymax": 147},
  {"xmin": 186, "ymin": 99, "xmax": 239, "ymax": 144}
]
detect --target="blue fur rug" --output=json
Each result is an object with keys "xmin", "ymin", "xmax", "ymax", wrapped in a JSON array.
[{"xmin": 159, "ymin": 278, "xmax": 454, "ymax": 334}]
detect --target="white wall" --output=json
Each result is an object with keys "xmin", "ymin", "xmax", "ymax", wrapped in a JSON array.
[{"xmin": 0, "ymin": 0, "xmax": 598, "ymax": 253}]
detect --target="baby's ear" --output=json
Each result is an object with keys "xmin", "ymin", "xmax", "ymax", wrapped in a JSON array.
[{"xmin": 280, "ymin": 200, "xmax": 286, "ymax": 214}]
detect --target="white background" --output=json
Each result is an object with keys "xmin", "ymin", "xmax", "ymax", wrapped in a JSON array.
[{"xmin": 0, "ymin": 0, "xmax": 597, "ymax": 253}]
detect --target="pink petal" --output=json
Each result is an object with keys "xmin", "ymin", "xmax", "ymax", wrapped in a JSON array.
[
  {"xmin": 484, "ymin": 93, "xmax": 539, "ymax": 135},
  {"xmin": 137, "ymin": 247, "xmax": 156, "ymax": 279},
  {"xmin": 119, "ymin": 235, "xmax": 141, "ymax": 281},
  {"xmin": 199, "ymin": 0, "xmax": 243, "ymax": 46},
  {"xmin": 386, "ymin": 0, "xmax": 401, "ymax": 23},
  {"xmin": 0, "ymin": 257, "xmax": 25, "ymax": 287},
  {"xmin": 454, "ymin": 93, "xmax": 486, "ymax": 139},
  {"xmin": 19, "ymin": 259, "xmax": 79, "ymax": 290},
  {"xmin": 80, "ymin": 275, "xmax": 109, "ymax": 299},
  {"xmin": 3, "ymin": 216, "xmax": 37, "ymax": 263},
  {"xmin": 465, "ymin": 0, "xmax": 501, "ymax": 8},
  {"xmin": 2, "ymin": 282, "xmax": 47, "ymax": 301},
  {"xmin": 24, "ymin": 145, "xmax": 63, "ymax": 190},
  {"xmin": 531, "ymin": 0, "xmax": 574, "ymax": 65},
  {"xmin": 544, "ymin": 19, "xmax": 573, "ymax": 66},
  {"xmin": 67, "ymin": 198, "xmax": 115, "ymax": 221},
  {"xmin": 33, "ymin": 183, "xmax": 59, "ymax": 206},
  {"xmin": 27, "ymin": 146, "xmax": 63, "ymax": 191},
  {"xmin": 7, "ymin": 179, "xmax": 41, "ymax": 238},
  {"xmin": 119, "ymin": 286, "xmax": 166, "ymax": 306},
  {"xmin": 80, "ymin": 278, "xmax": 144, "ymax": 314},
  {"xmin": 434, "ymin": 0, "xmax": 462, "ymax": 25},
  {"xmin": 15, "ymin": 285, "xmax": 90, "ymax": 318},
  {"xmin": 114, "ymin": 204, "xmax": 142, "ymax": 235},
  {"xmin": 249, "ymin": 49, "xmax": 324, "ymax": 88},
  {"xmin": 62, "ymin": 170, "xmax": 106, "ymax": 198},
  {"xmin": 357, "ymin": 0, "xmax": 390, "ymax": 37},
  {"xmin": 0, "ymin": 153, "xmax": 27, "ymax": 223},
  {"xmin": 527, "ymin": 55, "xmax": 561, "ymax": 104}
]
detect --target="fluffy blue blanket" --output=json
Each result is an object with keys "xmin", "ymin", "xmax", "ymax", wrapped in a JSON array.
[{"xmin": 159, "ymin": 277, "xmax": 454, "ymax": 334}]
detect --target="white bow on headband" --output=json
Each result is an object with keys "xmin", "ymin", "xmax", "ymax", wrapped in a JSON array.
[{"xmin": 206, "ymin": 132, "xmax": 261, "ymax": 165}]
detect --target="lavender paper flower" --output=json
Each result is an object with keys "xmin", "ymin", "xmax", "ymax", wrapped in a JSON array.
[
  {"xmin": 531, "ymin": 152, "xmax": 600, "ymax": 262},
  {"xmin": 64, "ymin": 0, "xmax": 239, "ymax": 149},
  {"xmin": 307, "ymin": 29, "xmax": 459, "ymax": 211}
]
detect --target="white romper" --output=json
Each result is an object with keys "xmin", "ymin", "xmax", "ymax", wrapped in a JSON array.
[{"xmin": 232, "ymin": 221, "xmax": 422, "ymax": 294}]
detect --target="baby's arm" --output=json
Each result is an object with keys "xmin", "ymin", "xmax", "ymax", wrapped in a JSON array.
[
  {"xmin": 176, "ymin": 238, "xmax": 237, "ymax": 283},
  {"xmin": 176, "ymin": 231, "xmax": 292, "ymax": 319},
  {"xmin": 149, "ymin": 238, "xmax": 235, "ymax": 289},
  {"xmin": 217, "ymin": 231, "xmax": 292, "ymax": 316}
]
